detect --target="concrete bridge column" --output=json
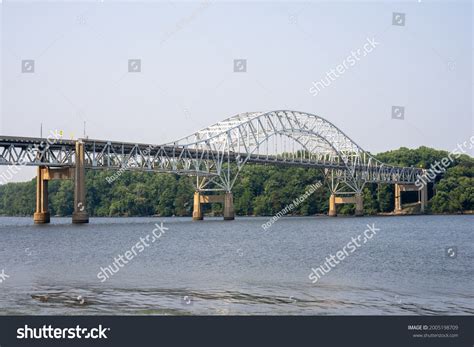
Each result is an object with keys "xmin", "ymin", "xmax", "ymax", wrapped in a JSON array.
[
  {"xmin": 72, "ymin": 141, "xmax": 89, "ymax": 224},
  {"xmin": 395, "ymin": 183, "xmax": 428, "ymax": 214},
  {"xmin": 328, "ymin": 194, "xmax": 337, "ymax": 217},
  {"xmin": 33, "ymin": 166, "xmax": 50, "ymax": 224},
  {"xmin": 192, "ymin": 191, "xmax": 203, "ymax": 220},
  {"xmin": 328, "ymin": 193, "xmax": 363, "ymax": 217},
  {"xmin": 394, "ymin": 184, "xmax": 402, "ymax": 213},
  {"xmin": 419, "ymin": 184, "xmax": 428, "ymax": 213},
  {"xmin": 355, "ymin": 193, "xmax": 364, "ymax": 216},
  {"xmin": 223, "ymin": 192, "xmax": 234, "ymax": 220}
]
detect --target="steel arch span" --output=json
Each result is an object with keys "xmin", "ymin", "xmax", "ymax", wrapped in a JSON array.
[{"xmin": 164, "ymin": 110, "xmax": 422, "ymax": 192}]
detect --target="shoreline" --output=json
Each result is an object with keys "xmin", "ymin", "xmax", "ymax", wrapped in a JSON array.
[{"xmin": 0, "ymin": 212, "xmax": 473, "ymax": 218}]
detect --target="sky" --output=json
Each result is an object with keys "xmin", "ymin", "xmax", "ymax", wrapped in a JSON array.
[{"xmin": 0, "ymin": 0, "xmax": 472, "ymax": 183}]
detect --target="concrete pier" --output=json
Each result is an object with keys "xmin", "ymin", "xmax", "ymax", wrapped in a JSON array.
[
  {"xmin": 72, "ymin": 141, "xmax": 89, "ymax": 224},
  {"xmin": 419, "ymin": 185, "xmax": 428, "ymax": 213},
  {"xmin": 394, "ymin": 184, "xmax": 402, "ymax": 213},
  {"xmin": 192, "ymin": 191, "xmax": 234, "ymax": 220},
  {"xmin": 355, "ymin": 193, "xmax": 364, "ymax": 216},
  {"xmin": 328, "ymin": 193, "xmax": 364, "ymax": 217},
  {"xmin": 33, "ymin": 166, "xmax": 50, "ymax": 224},
  {"xmin": 192, "ymin": 191, "xmax": 203, "ymax": 220},
  {"xmin": 328, "ymin": 194, "xmax": 337, "ymax": 217},
  {"xmin": 223, "ymin": 192, "xmax": 234, "ymax": 220},
  {"xmin": 394, "ymin": 183, "xmax": 428, "ymax": 214}
]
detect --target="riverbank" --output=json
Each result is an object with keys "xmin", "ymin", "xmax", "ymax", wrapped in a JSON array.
[{"xmin": 1, "ymin": 211, "xmax": 474, "ymax": 219}]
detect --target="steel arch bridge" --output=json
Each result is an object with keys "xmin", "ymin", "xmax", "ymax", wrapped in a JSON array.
[
  {"xmin": 159, "ymin": 110, "xmax": 421, "ymax": 192},
  {"xmin": 0, "ymin": 110, "xmax": 427, "ymax": 223}
]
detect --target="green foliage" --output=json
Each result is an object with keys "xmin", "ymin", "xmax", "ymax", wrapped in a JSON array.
[
  {"xmin": 0, "ymin": 147, "xmax": 472, "ymax": 216},
  {"xmin": 376, "ymin": 183, "xmax": 393, "ymax": 212},
  {"xmin": 0, "ymin": 179, "xmax": 35, "ymax": 215},
  {"xmin": 430, "ymin": 163, "xmax": 474, "ymax": 213},
  {"xmin": 375, "ymin": 146, "xmax": 449, "ymax": 168}
]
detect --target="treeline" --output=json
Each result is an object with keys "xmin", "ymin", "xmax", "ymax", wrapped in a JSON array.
[{"xmin": 0, "ymin": 147, "xmax": 472, "ymax": 217}]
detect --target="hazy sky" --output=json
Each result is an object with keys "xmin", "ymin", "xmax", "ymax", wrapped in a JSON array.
[{"xmin": 0, "ymin": 0, "xmax": 472, "ymax": 182}]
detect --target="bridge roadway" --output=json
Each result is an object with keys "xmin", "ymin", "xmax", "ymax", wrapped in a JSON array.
[{"xmin": 0, "ymin": 136, "xmax": 422, "ymax": 183}]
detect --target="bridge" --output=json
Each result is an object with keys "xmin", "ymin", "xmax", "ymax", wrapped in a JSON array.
[{"xmin": 0, "ymin": 110, "xmax": 428, "ymax": 223}]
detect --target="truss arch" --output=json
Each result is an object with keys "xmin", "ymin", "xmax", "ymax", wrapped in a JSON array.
[{"xmin": 168, "ymin": 110, "xmax": 380, "ymax": 190}]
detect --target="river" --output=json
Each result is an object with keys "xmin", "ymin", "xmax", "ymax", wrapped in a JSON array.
[{"xmin": 0, "ymin": 215, "xmax": 472, "ymax": 315}]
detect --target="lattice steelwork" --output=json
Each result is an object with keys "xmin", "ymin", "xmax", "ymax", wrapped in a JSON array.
[
  {"xmin": 0, "ymin": 110, "xmax": 423, "ymax": 192},
  {"xmin": 0, "ymin": 136, "xmax": 76, "ymax": 166}
]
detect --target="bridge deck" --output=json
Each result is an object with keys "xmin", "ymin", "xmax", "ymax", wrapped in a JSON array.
[{"xmin": 0, "ymin": 136, "xmax": 423, "ymax": 184}]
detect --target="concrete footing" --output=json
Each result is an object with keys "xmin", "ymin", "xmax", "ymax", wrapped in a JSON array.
[
  {"xmin": 72, "ymin": 212, "xmax": 89, "ymax": 224},
  {"xmin": 34, "ymin": 212, "xmax": 50, "ymax": 224}
]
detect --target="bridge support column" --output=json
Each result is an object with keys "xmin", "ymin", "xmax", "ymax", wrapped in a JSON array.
[
  {"xmin": 355, "ymin": 193, "xmax": 364, "ymax": 216},
  {"xmin": 72, "ymin": 141, "xmax": 89, "ymax": 224},
  {"xmin": 328, "ymin": 193, "xmax": 363, "ymax": 217},
  {"xmin": 419, "ymin": 184, "xmax": 428, "ymax": 213},
  {"xmin": 328, "ymin": 194, "xmax": 337, "ymax": 217},
  {"xmin": 394, "ymin": 184, "xmax": 402, "ymax": 213},
  {"xmin": 223, "ymin": 192, "xmax": 234, "ymax": 221},
  {"xmin": 33, "ymin": 166, "xmax": 50, "ymax": 224},
  {"xmin": 394, "ymin": 183, "xmax": 427, "ymax": 214},
  {"xmin": 192, "ymin": 191, "xmax": 203, "ymax": 220}
]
